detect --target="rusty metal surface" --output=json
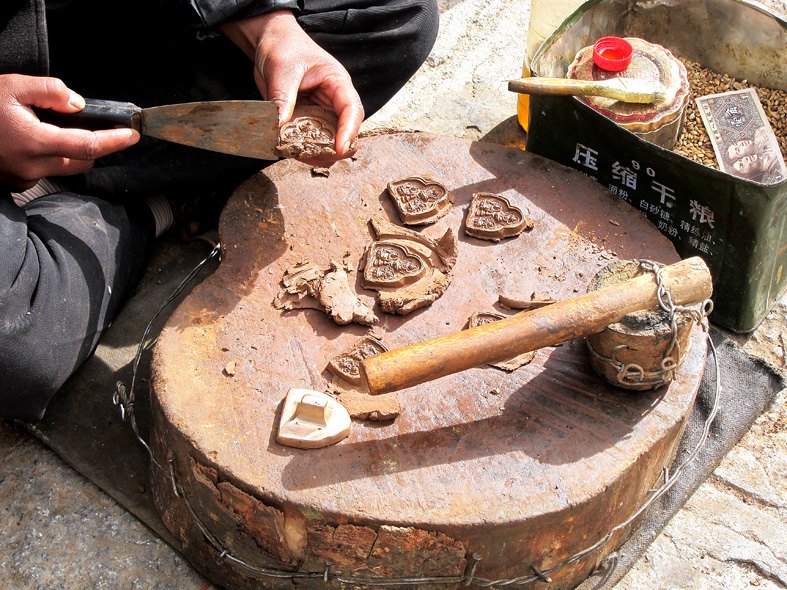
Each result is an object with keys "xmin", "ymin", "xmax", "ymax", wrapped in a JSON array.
[
  {"xmin": 142, "ymin": 100, "xmax": 280, "ymax": 159},
  {"xmin": 151, "ymin": 132, "xmax": 706, "ymax": 583}
]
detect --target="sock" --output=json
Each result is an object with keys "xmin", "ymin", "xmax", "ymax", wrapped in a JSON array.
[
  {"xmin": 146, "ymin": 194, "xmax": 175, "ymax": 238},
  {"xmin": 11, "ymin": 178, "xmax": 68, "ymax": 206}
]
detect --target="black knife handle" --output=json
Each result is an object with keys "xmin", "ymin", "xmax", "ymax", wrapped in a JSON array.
[{"xmin": 34, "ymin": 98, "xmax": 142, "ymax": 131}]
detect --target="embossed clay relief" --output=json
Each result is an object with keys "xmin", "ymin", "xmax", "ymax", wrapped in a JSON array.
[
  {"xmin": 276, "ymin": 106, "xmax": 338, "ymax": 160},
  {"xmin": 360, "ymin": 217, "xmax": 458, "ymax": 315},
  {"xmin": 326, "ymin": 335, "xmax": 400, "ymax": 421},
  {"xmin": 387, "ymin": 176, "xmax": 454, "ymax": 225},
  {"xmin": 465, "ymin": 193, "xmax": 534, "ymax": 242},
  {"xmin": 363, "ymin": 242, "xmax": 427, "ymax": 289},
  {"xmin": 467, "ymin": 311, "xmax": 536, "ymax": 372}
]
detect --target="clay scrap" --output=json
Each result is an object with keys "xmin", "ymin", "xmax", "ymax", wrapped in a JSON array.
[
  {"xmin": 361, "ymin": 217, "xmax": 458, "ymax": 315},
  {"xmin": 465, "ymin": 193, "xmax": 533, "ymax": 242},
  {"xmin": 273, "ymin": 260, "xmax": 377, "ymax": 326},
  {"xmin": 327, "ymin": 382, "xmax": 401, "ymax": 422},
  {"xmin": 276, "ymin": 106, "xmax": 338, "ymax": 160},
  {"xmin": 467, "ymin": 311, "xmax": 536, "ymax": 372},
  {"xmin": 277, "ymin": 388, "xmax": 352, "ymax": 449},
  {"xmin": 499, "ymin": 292, "xmax": 557, "ymax": 311},
  {"xmin": 387, "ymin": 176, "xmax": 454, "ymax": 225}
]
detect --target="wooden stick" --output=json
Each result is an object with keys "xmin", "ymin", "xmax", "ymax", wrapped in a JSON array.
[
  {"xmin": 507, "ymin": 77, "xmax": 668, "ymax": 104},
  {"xmin": 359, "ymin": 257, "xmax": 712, "ymax": 395}
]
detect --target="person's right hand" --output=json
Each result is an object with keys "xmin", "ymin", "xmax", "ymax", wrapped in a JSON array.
[{"xmin": 0, "ymin": 74, "xmax": 139, "ymax": 191}]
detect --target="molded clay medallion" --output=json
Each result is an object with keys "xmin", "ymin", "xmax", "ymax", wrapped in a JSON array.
[
  {"xmin": 326, "ymin": 335, "xmax": 400, "ymax": 421},
  {"xmin": 361, "ymin": 217, "xmax": 458, "ymax": 315},
  {"xmin": 328, "ymin": 336, "xmax": 388, "ymax": 385},
  {"xmin": 468, "ymin": 311, "xmax": 507, "ymax": 327},
  {"xmin": 467, "ymin": 311, "xmax": 537, "ymax": 372},
  {"xmin": 387, "ymin": 176, "xmax": 454, "ymax": 225},
  {"xmin": 276, "ymin": 106, "xmax": 338, "ymax": 160},
  {"xmin": 363, "ymin": 242, "xmax": 428, "ymax": 288},
  {"xmin": 465, "ymin": 193, "xmax": 533, "ymax": 242}
]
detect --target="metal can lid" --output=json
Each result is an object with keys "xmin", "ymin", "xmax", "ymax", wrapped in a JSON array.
[{"xmin": 568, "ymin": 37, "xmax": 689, "ymax": 136}]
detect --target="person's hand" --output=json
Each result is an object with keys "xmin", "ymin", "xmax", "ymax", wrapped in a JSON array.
[
  {"xmin": 0, "ymin": 74, "xmax": 140, "ymax": 191},
  {"xmin": 220, "ymin": 10, "xmax": 364, "ymax": 162}
]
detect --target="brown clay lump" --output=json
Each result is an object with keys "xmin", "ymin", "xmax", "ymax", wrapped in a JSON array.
[
  {"xmin": 273, "ymin": 259, "xmax": 377, "ymax": 326},
  {"xmin": 360, "ymin": 217, "xmax": 458, "ymax": 315},
  {"xmin": 387, "ymin": 176, "xmax": 454, "ymax": 225},
  {"xmin": 465, "ymin": 193, "xmax": 533, "ymax": 242},
  {"xmin": 276, "ymin": 106, "xmax": 338, "ymax": 160}
]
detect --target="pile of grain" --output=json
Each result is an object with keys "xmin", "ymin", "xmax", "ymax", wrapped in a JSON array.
[{"xmin": 674, "ymin": 57, "xmax": 787, "ymax": 169}]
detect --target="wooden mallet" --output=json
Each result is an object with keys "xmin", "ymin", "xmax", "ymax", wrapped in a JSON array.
[{"xmin": 359, "ymin": 257, "xmax": 712, "ymax": 395}]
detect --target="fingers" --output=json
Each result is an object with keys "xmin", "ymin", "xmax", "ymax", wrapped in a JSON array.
[
  {"xmin": 229, "ymin": 11, "xmax": 365, "ymax": 161},
  {"xmin": 39, "ymin": 125, "xmax": 140, "ymax": 161},
  {"xmin": 10, "ymin": 74, "xmax": 86, "ymax": 114},
  {"xmin": 0, "ymin": 74, "xmax": 140, "ymax": 190},
  {"xmin": 332, "ymin": 91, "xmax": 364, "ymax": 158}
]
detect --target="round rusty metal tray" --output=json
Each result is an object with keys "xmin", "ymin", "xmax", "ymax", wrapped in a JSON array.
[{"xmin": 149, "ymin": 133, "xmax": 706, "ymax": 590}]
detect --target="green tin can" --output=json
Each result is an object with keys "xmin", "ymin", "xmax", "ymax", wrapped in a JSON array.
[{"xmin": 526, "ymin": 0, "xmax": 787, "ymax": 332}]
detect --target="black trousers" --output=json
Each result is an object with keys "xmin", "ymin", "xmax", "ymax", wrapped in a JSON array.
[{"xmin": 0, "ymin": 0, "xmax": 438, "ymax": 421}]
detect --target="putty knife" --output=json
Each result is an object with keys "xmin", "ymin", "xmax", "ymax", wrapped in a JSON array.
[{"xmin": 35, "ymin": 98, "xmax": 281, "ymax": 159}]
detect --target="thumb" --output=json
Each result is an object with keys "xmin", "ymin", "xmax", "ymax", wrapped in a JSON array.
[{"xmin": 257, "ymin": 66, "xmax": 299, "ymax": 126}]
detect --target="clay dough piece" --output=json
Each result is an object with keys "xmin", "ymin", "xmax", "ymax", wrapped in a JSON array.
[
  {"xmin": 467, "ymin": 311, "xmax": 536, "ymax": 372},
  {"xmin": 387, "ymin": 176, "xmax": 454, "ymax": 225},
  {"xmin": 273, "ymin": 260, "xmax": 378, "ymax": 326},
  {"xmin": 328, "ymin": 336, "xmax": 388, "ymax": 385},
  {"xmin": 465, "ymin": 193, "xmax": 533, "ymax": 242},
  {"xmin": 327, "ymin": 382, "xmax": 401, "ymax": 422},
  {"xmin": 498, "ymin": 292, "xmax": 557, "ymax": 311},
  {"xmin": 277, "ymin": 388, "xmax": 352, "ymax": 449},
  {"xmin": 276, "ymin": 106, "xmax": 338, "ymax": 160},
  {"xmin": 360, "ymin": 217, "xmax": 458, "ymax": 315}
]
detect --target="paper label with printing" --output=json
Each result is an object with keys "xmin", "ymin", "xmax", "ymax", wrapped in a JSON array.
[{"xmin": 695, "ymin": 88, "xmax": 786, "ymax": 184}]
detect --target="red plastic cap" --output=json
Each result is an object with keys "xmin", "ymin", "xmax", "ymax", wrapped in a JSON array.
[{"xmin": 593, "ymin": 37, "xmax": 633, "ymax": 71}]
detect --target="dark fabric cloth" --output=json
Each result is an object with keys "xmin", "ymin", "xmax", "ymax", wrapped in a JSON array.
[
  {"xmin": 299, "ymin": 0, "xmax": 439, "ymax": 115},
  {"xmin": 0, "ymin": 192, "xmax": 155, "ymax": 422},
  {"xmin": 42, "ymin": 0, "xmax": 439, "ymax": 197},
  {"xmin": 0, "ymin": 0, "xmax": 48, "ymax": 75},
  {"xmin": 181, "ymin": 0, "xmax": 302, "ymax": 30},
  {"xmin": 0, "ymin": 0, "xmax": 438, "ymax": 420}
]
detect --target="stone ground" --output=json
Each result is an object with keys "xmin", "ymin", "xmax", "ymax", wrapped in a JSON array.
[{"xmin": 2, "ymin": 0, "xmax": 786, "ymax": 588}]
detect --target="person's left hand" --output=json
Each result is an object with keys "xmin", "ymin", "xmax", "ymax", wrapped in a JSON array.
[{"xmin": 221, "ymin": 10, "xmax": 364, "ymax": 163}]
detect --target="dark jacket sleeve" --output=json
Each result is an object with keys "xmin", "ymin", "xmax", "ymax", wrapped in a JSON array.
[{"xmin": 181, "ymin": 0, "xmax": 301, "ymax": 30}]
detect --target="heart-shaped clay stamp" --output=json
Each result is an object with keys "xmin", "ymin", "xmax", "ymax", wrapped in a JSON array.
[
  {"xmin": 362, "ymin": 241, "xmax": 428, "ymax": 289},
  {"xmin": 387, "ymin": 176, "xmax": 453, "ymax": 225},
  {"xmin": 327, "ymin": 336, "xmax": 388, "ymax": 385},
  {"xmin": 465, "ymin": 193, "xmax": 533, "ymax": 242},
  {"xmin": 276, "ymin": 112, "xmax": 337, "ymax": 159},
  {"xmin": 468, "ymin": 311, "xmax": 507, "ymax": 328}
]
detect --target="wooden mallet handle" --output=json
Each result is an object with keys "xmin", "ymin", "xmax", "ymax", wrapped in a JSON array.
[{"xmin": 359, "ymin": 257, "xmax": 712, "ymax": 395}]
